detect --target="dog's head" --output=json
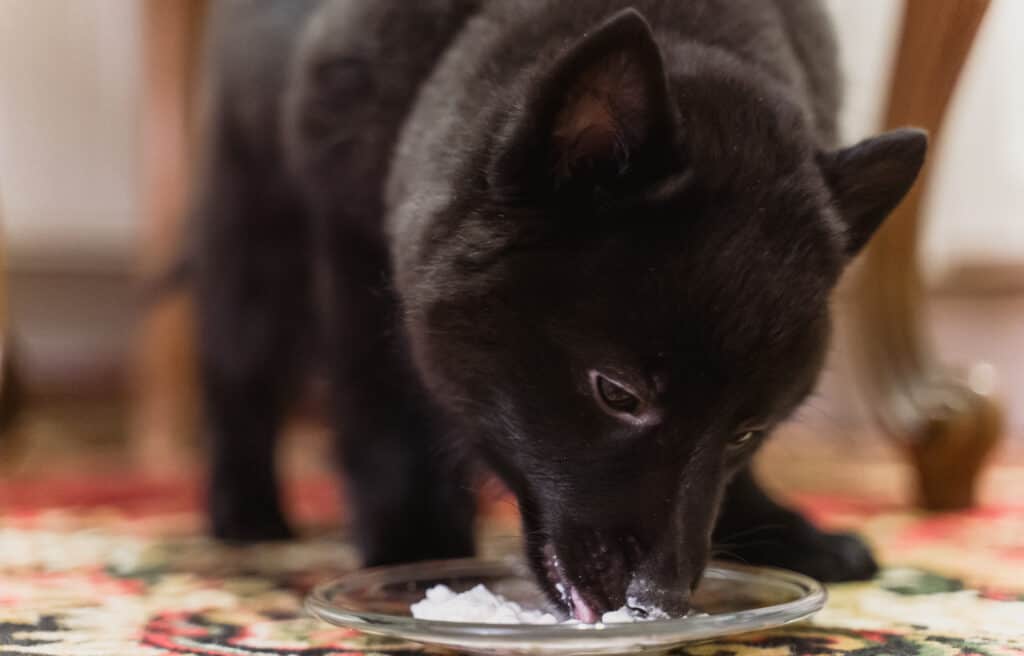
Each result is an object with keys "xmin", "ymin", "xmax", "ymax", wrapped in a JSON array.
[{"xmin": 404, "ymin": 9, "xmax": 925, "ymax": 621}]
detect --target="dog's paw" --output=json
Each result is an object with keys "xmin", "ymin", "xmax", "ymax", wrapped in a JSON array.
[
  {"xmin": 786, "ymin": 531, "xmax": 879, "ymax": 583},
  {"xmin": 718, "ymin": 525, "xmax": 878, "ymax": 582},
  {"xmin": 210, "ymin": 497, "xmax": 294, "ymax": 543},
  {"xmin": 360, "ymin": 517, "xmax": 475, "ymax": 567},
  {"xmin": 212, "ymin": 513, "xmax": 294, "ymax": 543}
]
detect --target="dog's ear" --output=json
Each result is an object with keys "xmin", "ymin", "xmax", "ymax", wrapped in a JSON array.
[
  {"xmin": 819, "ymin": 128, "xmax": 927, "ymax": 257},
  {"xmin": 489, "ymin": 8, "xmax": 675, "ymax": 198}
]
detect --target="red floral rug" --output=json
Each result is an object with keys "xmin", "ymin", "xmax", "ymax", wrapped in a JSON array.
[{"xmin": 1, "ymin": 475, "xmax": 1022, "ymax": 655}]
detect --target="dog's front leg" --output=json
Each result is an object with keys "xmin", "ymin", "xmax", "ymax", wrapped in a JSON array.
[{"xmin": 712, "ymin": 467, "xmax": 878, "ymax": 582}]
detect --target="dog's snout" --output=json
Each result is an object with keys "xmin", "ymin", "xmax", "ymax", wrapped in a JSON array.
[
  {"xmin": 542, "ymin": 518, "xmax": 700, "ymax": 621},
  {"xmin": 623, "ymin": 539, "xmax": 695, "ymax": 618},
  {"xmin": 626, "ymin": 575, "xmax": 691, "ymax": 618}
]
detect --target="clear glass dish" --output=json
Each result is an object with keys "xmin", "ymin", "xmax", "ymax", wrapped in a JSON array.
[{"xmin": 305, "ymin": 558, "xmax": 826, "ymax": 655}]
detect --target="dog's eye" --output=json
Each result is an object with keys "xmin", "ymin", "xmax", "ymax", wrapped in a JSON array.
[
  {"xmin": 730, "ymin": 430, "xmax": 764, "ymax": 448},
  {"xmin": 591, "ymin": 373, "xmax": 641, "ymax": 415},
  {"xmin": 588, "ymin": 371, "xmax": 663, "ymax": 426}
]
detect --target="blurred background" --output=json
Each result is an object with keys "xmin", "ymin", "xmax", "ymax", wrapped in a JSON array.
[{"xmin": 0, "ymin": 0, "xmax": 1020, "ymax": 505}]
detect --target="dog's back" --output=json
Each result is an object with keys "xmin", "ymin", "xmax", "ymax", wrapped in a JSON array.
[
  {"xmin": 200, "ymin": 0, "xmax": 838, "ymax": 234},
  {"xmin": 199, "ymin": 0, "xmax": 481, "ymax": 210}
]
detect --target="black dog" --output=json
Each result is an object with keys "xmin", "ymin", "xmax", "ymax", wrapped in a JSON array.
[{"xmin": 191, "ymin": 0, "xmax": 925, "ymax": 621}]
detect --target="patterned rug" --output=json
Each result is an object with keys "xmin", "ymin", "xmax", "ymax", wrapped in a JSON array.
[{"xmin": 1, "ymin": 476, "xmax": 1022, "ymax": 655}]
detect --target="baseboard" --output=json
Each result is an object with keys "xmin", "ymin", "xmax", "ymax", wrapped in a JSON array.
[
  {"xmin": 834, "ymin": 259, "xmax": 1024, "ymax": 299},
  {"xmin": 7, "ymin": 267, "xmax": 138, "ymax": 396},
  {"xmin": 930, "ymin": 260, "xmax": 1024, "ymax": 296}
]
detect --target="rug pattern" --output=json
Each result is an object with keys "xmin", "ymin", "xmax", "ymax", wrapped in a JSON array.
[{"xmin": 1, "ymin": 483, "xmax": 1022, "ymax": 655}]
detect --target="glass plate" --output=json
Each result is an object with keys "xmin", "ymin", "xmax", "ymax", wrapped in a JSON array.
[{"xmin": 306, "ymin": 558, "xmax": 826, "ymax": 655}]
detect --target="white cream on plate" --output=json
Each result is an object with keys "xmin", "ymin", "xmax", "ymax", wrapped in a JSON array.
[{"xmin": 410, "ymin": 583, "xmax": 667, "ymax": 625}]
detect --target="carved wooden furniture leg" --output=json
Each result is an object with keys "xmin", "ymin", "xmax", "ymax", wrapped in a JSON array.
[
  {"xmin": 133, "ymin": 0, "xmax": 207, "ymax": 473},
  {"xmin": 852, "ymin": 0, "xmax": 1002, "ymax": 510},
  {"xmin": 0, "ymin": 198, "xmax": 23, "ymax": 445}
]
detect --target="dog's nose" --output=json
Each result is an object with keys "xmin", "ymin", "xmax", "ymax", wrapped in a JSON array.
[
  {"xmin": 626, "ymin": 575, "xmax": 691, "ymax": 618},
  {"xmin": 622, "ymin": 533, "xmax": 697, "ymax": 618}
]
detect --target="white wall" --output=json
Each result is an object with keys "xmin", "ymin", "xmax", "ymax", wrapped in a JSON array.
[
  {"xmin": 825, "ymin": 0, "xmax": 1024, "ymax": 279},
  {"xmin": 921, "ymin": 0, "xmax": 1024, "ymax": 275},
  {"xmin": 0, "ymin": 0, "xmax": 1020, "ymax": 276},
  {"xmin": 0, "ymin": 0, "xmax": 141, "ymax": 270}
]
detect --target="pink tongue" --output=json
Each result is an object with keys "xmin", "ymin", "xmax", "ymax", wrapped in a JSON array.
[{"xmin": 570, "ymin": 587, "xmax": 599, "ymax": 624}]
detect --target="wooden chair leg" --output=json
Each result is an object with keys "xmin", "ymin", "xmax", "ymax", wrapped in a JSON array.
[
  {"xmin": 851, "ymin": 0, "xmax": 1002, "ymax": 510},
  {"xmin": 133, "ymin": 0, "xmax": 207, "ymax": 474},
  {"xmin": 0, "ymin": 203, "xmax": 23, "ymax": 448}
]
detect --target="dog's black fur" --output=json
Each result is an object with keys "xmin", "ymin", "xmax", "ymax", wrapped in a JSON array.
[{"xmin": 192, "ymin": 0, "xmax": 925, "ymax": 620}]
